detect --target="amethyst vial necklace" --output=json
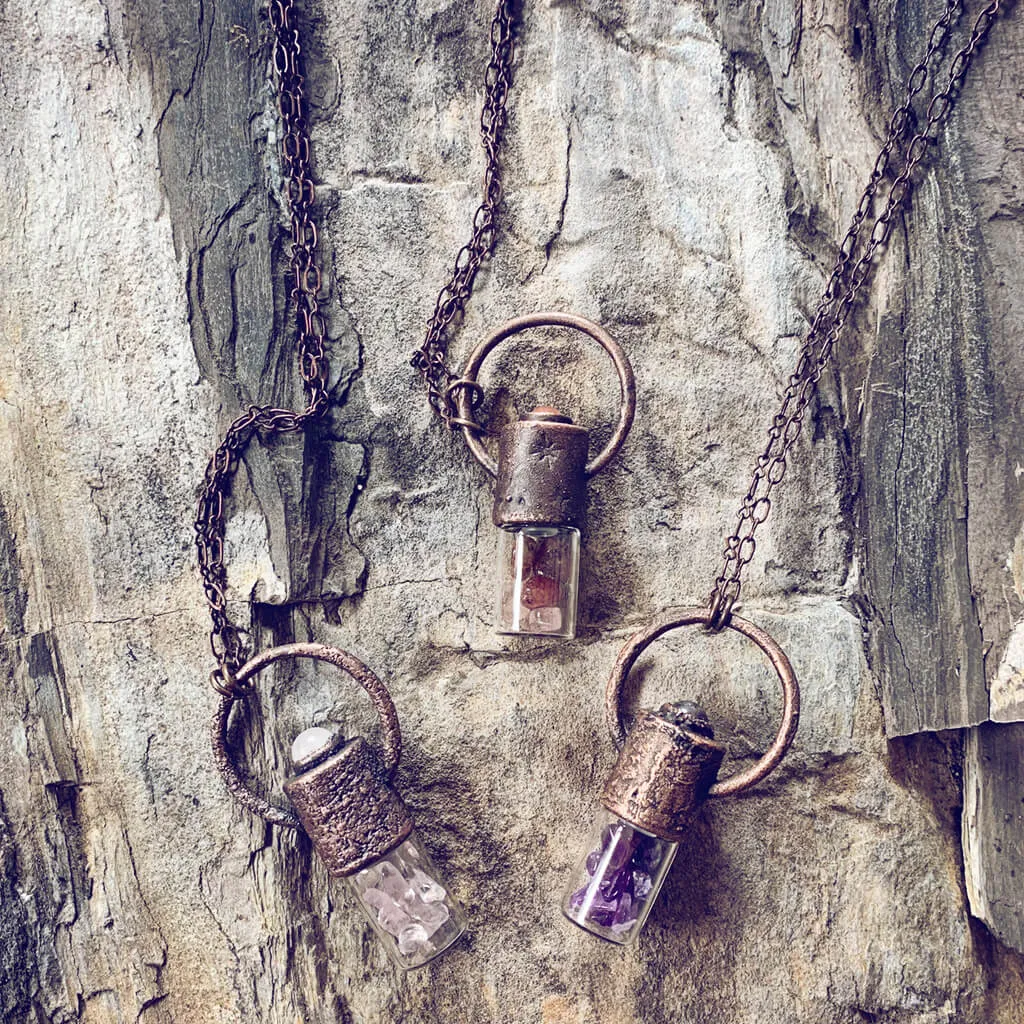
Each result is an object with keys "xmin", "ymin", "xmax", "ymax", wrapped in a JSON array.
[{"xmin": 557, "ymin": 0, "xmax": 1005, "ymax": 944}]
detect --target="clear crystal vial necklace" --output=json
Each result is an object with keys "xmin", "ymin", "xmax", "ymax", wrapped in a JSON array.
[
  {"xmin": 192, "ymin": 0, "xmax": 506, "ymax": 970},
  {"xmin": 554, "ymin": 1, "xmax": 1005, "ymax": 944}
]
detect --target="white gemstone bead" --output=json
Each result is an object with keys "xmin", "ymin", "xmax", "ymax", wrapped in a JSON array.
[{"xmin": 290, "ymin": 726, "xmax": 336, "ymax": 767}]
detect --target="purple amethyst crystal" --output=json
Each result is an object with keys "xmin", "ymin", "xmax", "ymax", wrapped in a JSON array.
[
  {"xmin": 568, "ymin": 820, "xmax": 665, "ymax": 935},
  {"xmin": 611, "ymin": 892, "xmax": 635, "ymax": 932},
  {"xmin": 598, "ymin": 861, "xmax": 633, "ymax": 899},
  {"xmin": 632, "ymin": 870, "xmax": 653, "ymax": 901}
]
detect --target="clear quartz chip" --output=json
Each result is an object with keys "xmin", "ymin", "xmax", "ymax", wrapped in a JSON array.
[{"xmin": 410, "ymin": 867, "xmax": 446, "ymax": 903}]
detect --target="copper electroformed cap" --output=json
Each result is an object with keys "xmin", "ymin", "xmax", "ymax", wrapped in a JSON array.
[
  {"xmin": 283, "ymin": 735, "xmax": 413, "ymax": 877},
  {"xmin": 601, "ymin": 702, "xmax": 726, "ymax": 842},
  {"xmin": 492, "ymin": 405, "xmax": 589, "ymax": 528}
]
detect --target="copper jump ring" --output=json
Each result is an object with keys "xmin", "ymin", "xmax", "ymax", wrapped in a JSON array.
[
  {"xmin": 211, "ymin": 642, "xmax": 403, "ymax": 828},
  {"xmin": 444, "ymin": 377, "xmax": 486, "ymax": 431},
  {"xmin": 606, "ymin": 607, "xmax": 800, "ymax": 798},
  {"xmin": 455, "ymin": 312, "xmax": 636, "ymax": 478},
  {"xmin": 707, "ymin": 588, "xmax": 737, "ymax": 633}
]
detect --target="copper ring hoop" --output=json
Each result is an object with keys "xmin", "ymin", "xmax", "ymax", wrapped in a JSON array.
[
  {"xmin": 606, "ymin": 607, "xmax": 800, "ymax": 798},
  {"xmin": 455, "ymin": 311, "xmax": 636, "ymax": 479},
  {"xmin": 211, "ymin": 643, "xmax": 402, "ymax": 829}
]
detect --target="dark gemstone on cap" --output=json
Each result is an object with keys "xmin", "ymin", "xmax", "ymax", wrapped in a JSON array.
[{"xmin": 658, "ymin": 700, "xmax": 714, "ymax": 738}]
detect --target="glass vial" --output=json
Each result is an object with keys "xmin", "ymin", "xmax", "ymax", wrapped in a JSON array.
[
  {"xmin": 562, "ymin": 810, "xmax": 677, "ymax": 944},
  {"xmin": 497, "ymin": 525, "xmax": 580, "ymax": 638},
  {"xmin": 348, "ymin": 831, "xmax": 468, "ymax": 970}
]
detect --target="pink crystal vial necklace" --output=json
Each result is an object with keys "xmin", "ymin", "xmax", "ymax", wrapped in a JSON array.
[
  {"xmin": 195, "ymin": 0, "xmax": 476, "ymax": 970},
  {"xmin": 410, "ymin": 8, "xmax": 636, "ymax": 641},
  {"xmin": 560, "ymin": 1, "xmax": 1005, "ymax": 944}
]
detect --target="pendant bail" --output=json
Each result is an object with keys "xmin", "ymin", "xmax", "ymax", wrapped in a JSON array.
[{"xmin": 211, "ymin": 642, "xmax": 403, "ymax": 830}]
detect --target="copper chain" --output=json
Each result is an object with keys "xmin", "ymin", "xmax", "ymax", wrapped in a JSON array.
[
  {"xmin": 709, "ymin": 0, "xmax": 1002, "ymax": 629},
  {"xmin": 410, "ymin": 0, "xmax": 517, "ymax": 427},
  {"xmin": 197, "ymin": 1, "xmax": 515, "ymax": 694},
  {"xmin": 195, "ymin": 0, "xmax": 329, "ymax": 697}
]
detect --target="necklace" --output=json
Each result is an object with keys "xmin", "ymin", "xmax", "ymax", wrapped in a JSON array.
[
  {"xmin": 556, "ymin": 0, "xmax": 1005, "ymax": 943},
  {"xmin": 195, "ymin": 0, "xmax": 489, "ymax": 970},
  {"xmin": 410, "ymin": 9, "xmax": 636, "ymax": 641}
]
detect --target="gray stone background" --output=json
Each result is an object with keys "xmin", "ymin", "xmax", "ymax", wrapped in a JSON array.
[{"xmin": 1, "ymin": 1, "xmax": 1023, "ymax": 1021}]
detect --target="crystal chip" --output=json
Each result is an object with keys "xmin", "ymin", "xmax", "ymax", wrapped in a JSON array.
[
  {"xmin": 415, "ymin": 900, "xmax": 451, "ymax": 937},
  {"xmin": 397, "ymin": 923, "xmax": 430, "ymax": 956},
  {"xmin": 530, "ymin": 606, "xmax": 563, "ymax": 632},
  {"xmin": 409, "ymin": 868, "xmax": 446, "ymax": 903},
  {"xmin": 376, "ymin": 898, "xmax": 413, "ymax": 937}
]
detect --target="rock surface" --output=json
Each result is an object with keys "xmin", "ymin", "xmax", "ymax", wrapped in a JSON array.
[{"xmin": 1, "ymin": 1, "xmax": 1023, "ymax": 1022}]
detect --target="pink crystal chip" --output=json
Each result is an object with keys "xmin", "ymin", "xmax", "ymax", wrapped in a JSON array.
[{"xmin": 358, "ymin": 854, "xmax": 453, "ymax": 958}]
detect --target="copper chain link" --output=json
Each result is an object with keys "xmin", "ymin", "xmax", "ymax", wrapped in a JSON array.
[
  {"xmin": 708, "ymin": 0, "xmax": 1003, "ymax": 629},
  {"xmin": 410, "ymin": 1, "xmax": 517, "ymax": 426},
  {"xmin": 195, "ymin": 0, "xmax": 330, "ymax": 697}
]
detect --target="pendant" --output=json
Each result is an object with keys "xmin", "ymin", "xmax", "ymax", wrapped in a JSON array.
[
  {"xmin": 212, "ymin": 643, "xmax": 467, "ymax": 970},
  {"xmin": 562, "ymin": 607, "xmax": 800, "ymax": 943},
  {"xmin": 452, "ymin": 312, "xmax": 635, "ymax": 639}
]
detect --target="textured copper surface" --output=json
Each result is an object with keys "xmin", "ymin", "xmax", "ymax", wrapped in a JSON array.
[
  {"xmin": 606, "ymin": 607, "xmax": 799, "ymax": 799},
  {"xmin": 212, "ymin": 642, "xmax": 402, "ymax": 827},
  {"xmin": 454, "ymin": 312, "xmax": 635, "ymax": 479},
  {"xmin": 601, "ymin": 708, "xmax": 726, "ymax": 842},
  {"xmin": 492, "ymin": 409, "xmax": 589, "ymax": 528},
  {"xmin": 283, "ymin": 737, "xmax": 414, "ymax": 876}
]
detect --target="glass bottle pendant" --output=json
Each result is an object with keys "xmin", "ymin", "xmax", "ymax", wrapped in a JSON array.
[
  {"xmin": 284, "ymin": 726, "xmax": 467, "ymax": 969},
  {"xmin": 562, "ymin": 810, "xmax": 677, "ymax": 943},
  {"xmin": 493, "ymin": 407, "xmax": 587, "ymax": 639},
  {"xmin": 451, "ymin": 313, "xmax": 636, "ymax": 640},
  {"xmin": 562, "ymin": 701, "xmax": 724, "ymax": 944}
]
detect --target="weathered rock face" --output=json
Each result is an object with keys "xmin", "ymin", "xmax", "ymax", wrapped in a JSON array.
[{"xmin": 1, "ymin": 1, "xmax": 1023, "ymax": 1022}]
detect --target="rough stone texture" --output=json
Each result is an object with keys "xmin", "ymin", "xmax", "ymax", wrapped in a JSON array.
[
  {"xmin": 963, "ymin": 723, "xmax": 1024, "ymax": 954},
  {"xmin": 1, "ymin": 1, "xmax": 1023, "ymax": 1022}
]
